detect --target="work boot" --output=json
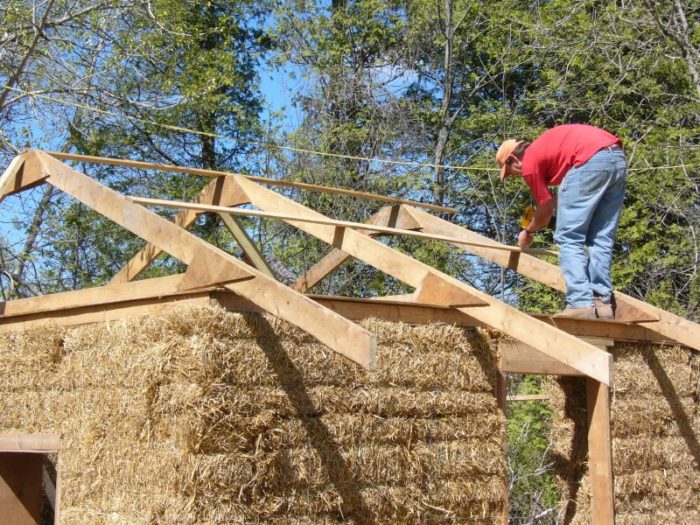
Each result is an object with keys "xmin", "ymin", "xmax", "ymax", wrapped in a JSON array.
[
  {"xmin": 553, "ymin": 306, "xmax": 597, "ymax": 320},
  {"xmin": 594, "ymin": 296, "xmax": 616, "ymax": 320}
]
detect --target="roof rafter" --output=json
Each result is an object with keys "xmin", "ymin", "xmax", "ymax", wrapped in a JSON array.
[
  {"xmin": 111, "ymin": 175, "xmax": 249, "ymax": 284},
  {"xmin": 230, "ymin": 173, "xmax": 614, "ymax": 385},
  {"xmin": 401, "ymin": 205, "xmax": 700, "ymax": 353},
  {"xmin": 1, "ymin": 150, "xmax": 377, "ymax": 370}
]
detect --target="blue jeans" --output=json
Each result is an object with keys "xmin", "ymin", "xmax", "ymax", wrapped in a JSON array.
[{"xmin": 554, "ymin": 148, "xmax": 627, "ymax": 308}]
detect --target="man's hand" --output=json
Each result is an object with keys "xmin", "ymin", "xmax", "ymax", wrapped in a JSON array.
[{"xmin": 518, "ymin": 230, "xmax": 534, "ymax": 249}]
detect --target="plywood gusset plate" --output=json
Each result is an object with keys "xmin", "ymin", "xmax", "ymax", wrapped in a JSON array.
[{"xmin": 0, "ymin": 150, "xmax": 376, "ymax": 370}]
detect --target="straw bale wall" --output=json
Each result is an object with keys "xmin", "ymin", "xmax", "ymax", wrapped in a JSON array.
[
  {"xmin": 0, "ymin": 305, "xmax": 506, "ymax": 524},
  {"xmin": 548, "ymin": 343, "xmax": 700, "ymax": 524}
]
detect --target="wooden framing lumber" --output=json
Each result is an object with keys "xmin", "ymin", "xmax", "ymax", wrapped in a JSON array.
[
  {"xmin": 47, "ymin": 151, "xmax": 458, "ymax": 214},
  {"xmin": 495, "ymin": 371, "xmax": 508, "ymax": 525},
  {"xmin": 0, "ymin": 452, "xmax": 43, "ymax": 524},
  {"xmin": 178, "ymin": 250, "xmax": 254, "ymax": 290},
  {"xmin": 292, "ymin": 205, "xmax": 419, "ymax": 292},
  {"xmin": 0, "ymin": 155, "xmax": 25, "ymax": 199},
  {"xmin": 587, "ymin": 378, "xmax": 615, "ymax": 524},
  {"xmin": 0, "ymin": 282, "xmax": 675, "ymax": 346},
  {"xmin": 499, "ymin": 340, "xmax": 585, "ymax": 376},
  {"xmin": 402, "ymin": 206, "xmax": 700, "ymax": 351},
  {"xmin": 0, "ymin": 152, "xmax": 47, "ymax": 200},
  {"xmin": 0, "ymin": 274, "xmax": 192, "ymax": 317},
  {"xmin": 231, "ymin": 173, "xmax": 614, "ymax": 385},
  {"xmin": 0, "ymin": 292, "xmax": 214, "ymax": 333},
  {"xmin": 24, "ymin": 150, "xmax": 377, "ymax": 370},
  {"xmin": 0, "ymin": 434, "xmax": 60, "ymax": 453},
  {"xmin": 111, "ymin": 175, "xmax": 249, "ymax": 284},
  {"xmin": 131, "ymin": 196, "xmax": 557, "ymax": 256},
  {"xmin": 218, "ymin": 213, "xmax": 275, "ymax": 278}
]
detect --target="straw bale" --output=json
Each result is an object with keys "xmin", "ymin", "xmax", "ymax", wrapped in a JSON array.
[
  {"xmin": 613, "ymin": 435, "xmax": 699, "ymax": 473},
  {"xmin": 150, "ymin": 384, "xmax": 497, "ymax": 419},
  {"xmin": 188, "ymin": 413, "xmax": 503, "ymax": 453},
  {"xmin": 192, "ymin": 480, "xmax": 504, "ymax": 524},
  {"xmin": 548, "ymin": 343, "xmax": 700, "ymax": 523},
  {"xmin": 186, "ymin": 440, "xmax": 505, "ymax": 493},
  {"xmin": 616, "ymin": 509, "xmax": 700, "ymax": 525},
  {"xmin": 0, "ymin": 305, "xmax": 506, "ymax": 524},
  {"xmin": 611, "ymin": 395, "xmax": 699, "ymax": 437}
]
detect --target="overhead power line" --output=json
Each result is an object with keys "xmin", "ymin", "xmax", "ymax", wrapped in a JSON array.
[{"xmin": 2, "ymin": 84, "xmax": 698, "ymax": 173}]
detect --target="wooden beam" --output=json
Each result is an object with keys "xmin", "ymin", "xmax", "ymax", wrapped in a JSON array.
[
  {"xmin": 414, "ymin": 272, "xmax": 484, "ymax": 307},
  {"xmin": 47, "ymin": 151, "xmax": 458, "ymax": 214},
  {"xmin": 178, "ymin": 250, "xmax": 254, "ymax": 291},
  {"xmin": 0, "ymin": 452, "xmax": 43, "ymax": 524},
  {"xmin": 111, "ymin": 175, "xmax": 249, "ymax": 284},
  {"xmin": 0, "ymin": 285, "xmax": 677, "ymax": 346},
  {"xmin": 131, "ymin": 196, "xmax": 556, "ymax": 256},
  {"xmin": 499, "ymin": 340, "xmax": 585, "ymax": 376},
  {"xmin": 0, "ymin": 274, "xmax": 195, "ymax": 318},
  {"xmin": 586, "ymin": 378, "xmax": 615, "ymax": 524},
  {"xmin": 218, "ymin": 213, "xmax": 275, "ymax": 278},
  {"xmin": 0, "ymin": 434, "xmax": 59, "ymax": 453},
  {"xmin": 292, "ymin": 205, "xmax": 418, "ymax": 293},
  {"xmin": 232, "ymin": 174, "xmax": 614, "ymax": 385},
  {"xmin": 366, "ymin": 293, "xmax": 417, "ymax": 302},
  {"xmin": 0, "ymin": 154, "xmax": 26, "ymax": 200},
  {"xmin": 402, "ymin": 206, "xmax": 700, "ymax": 352},
  {"xmin": 508, "ymin": 394, "xmax": 549, "ymax": 401},
  {"xmin": 0, "ymin": 152, "xmax": 48, "ymax": 201},
  {"xmin": 0, "ymin": 292, "xmax": 215, "ymax": 333},
  {"xmin": 293, "ymin": 249, "xmax": 352, "ymax": 293},
  {"xmin": 496, "ymin": 371, "xmax": 508, "ymax": 525},
  {"xmin": 34, "ymin": 151, "xmax": 377, "ymax": 370}
]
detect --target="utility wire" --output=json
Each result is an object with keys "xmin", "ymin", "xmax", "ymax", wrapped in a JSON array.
[{"xmin": 2, "ymin": 84, "xmax": 698, "ymax": 173}]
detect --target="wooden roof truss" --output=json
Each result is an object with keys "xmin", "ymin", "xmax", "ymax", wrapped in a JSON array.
[{"xmin": 2, "ymin": 150, "xmax": 699, "ymax": 386}]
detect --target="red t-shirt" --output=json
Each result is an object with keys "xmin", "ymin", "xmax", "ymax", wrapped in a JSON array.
[{"xmin": 521, "ymin": 124, "xmax": 622, "ymax": 205}]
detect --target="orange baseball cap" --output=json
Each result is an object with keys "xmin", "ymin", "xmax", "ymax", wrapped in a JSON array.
[{"xmin": 496, "ymin": 139, "xmax": 522, "ymax": 179}]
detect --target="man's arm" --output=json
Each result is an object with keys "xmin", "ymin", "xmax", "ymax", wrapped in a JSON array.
[{"xmin": 517, "ymin": 198, "xmax": 555, "ymax": 249}]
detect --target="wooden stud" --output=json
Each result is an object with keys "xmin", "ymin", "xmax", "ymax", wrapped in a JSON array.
[
  {"xmin": 218, "ymin": 213, "xmax": 275, "ymax": 278},
  {"xmin": 496, "ymin": 371, "xmax": 509, "ymax": 525},
  {"xmin": 111, "ymin": 175, "xmax": 248, "ymax": 284},
  {"xmin": 48, "ymin": 151, "xmax": 458, "ymax": 214},
  {"xmin": 33, "ymin": 152, "xmax": 377, "ymax": 370},
  {"xmin": 232, "ymin": 174, "xmax": 614, "ymax": 386},
  {"xmin": 586, "ymin": 377, "xmax": 615, "ymax": 524},
  {"xmin": 0, "ymin": 452, "xmax": 43, "ymax": 524}
]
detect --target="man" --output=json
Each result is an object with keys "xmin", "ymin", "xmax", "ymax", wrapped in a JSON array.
[{"xmin": 496, "ymin": 124, "xmax": 627, "ymax": 320}]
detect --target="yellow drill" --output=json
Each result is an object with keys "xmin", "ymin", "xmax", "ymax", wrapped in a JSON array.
[{"xmin": 520, "ymin": 205, "xmax": 535, "ymax": 230}]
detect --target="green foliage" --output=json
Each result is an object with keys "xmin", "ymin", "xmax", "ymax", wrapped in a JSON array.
[{"xmin": 507, "ymin": 376, "xmax": 560, "ymax": 523}]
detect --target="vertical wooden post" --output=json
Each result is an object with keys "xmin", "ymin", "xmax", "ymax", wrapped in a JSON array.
[
  {"xmin": 496, "ymin": 371, "xmax": 509, "ymax": 525},
  {"xmin": 0, "ymin": 452, "xmax": 43, "ymax": 524},
  {"xmin": 586, "ymin": 377, "xmax": 615, "ymax": 524}
]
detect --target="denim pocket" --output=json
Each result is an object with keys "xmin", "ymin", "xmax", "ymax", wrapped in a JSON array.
[
  {"xmin": 578, "ymin": 170, "xmax": 608, "ymax": 196},
  {"xmin": 562, "ymin": 164, "xmax": 609, "ymax": 197}
]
